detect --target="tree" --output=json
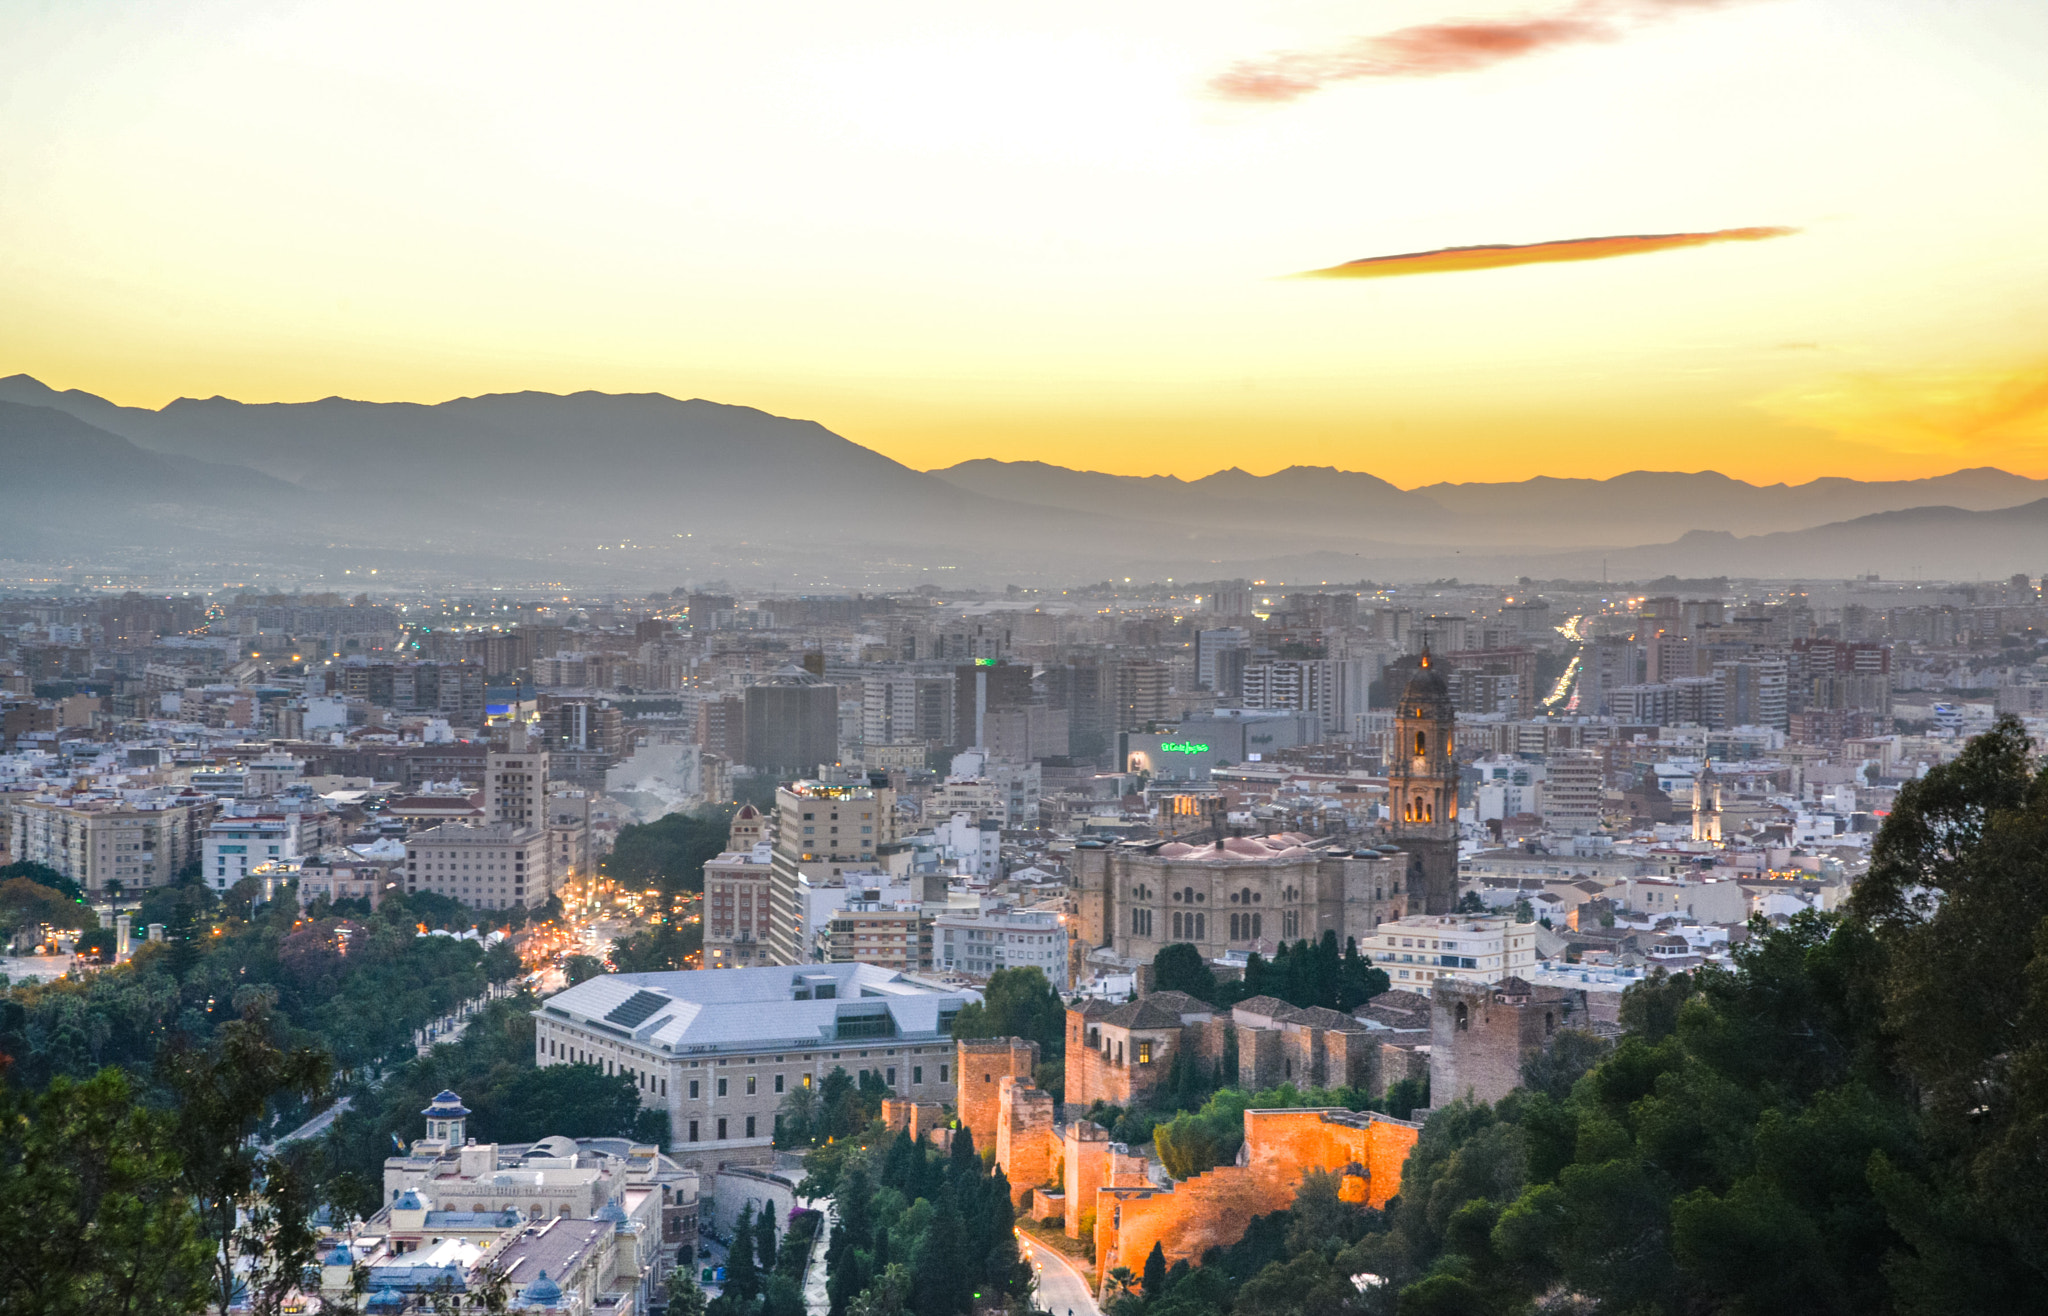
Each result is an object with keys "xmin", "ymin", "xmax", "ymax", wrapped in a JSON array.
[
  {"xmin": 1142, "ymin": 1242, "xmax": 1168, "ymax": 1299},
  {"xmin": 756, "ymin": 1199, "xmax": 780, "ymax": 1272},
  {"xmin": 949, "ymin": 966, "xmax": 1065, "ymax": 1059},
  {"xmin": 158, "ymin": 993, "xmax": 331, "ymax": 1316},
  {"xmin": 1151, "ymin": 943, "xmax": 1217, "ymax": 1003},
  {"xmin": 666, "ymin": 1267, "xmax": 709, "ymax": 1316},
  {"xmin": 0, "ymin": 1069, "xmax": 213, "ymax": 1316},
  {"xmin": 779, "ymin": 1081, "xmax": 820, "ymax": 1146},
  {"xmin": 726, "ymin": 1203, "xmax": 762, "ymax": 1303},
  {"xmin": 565, "ymin": 954, "xmax": 606, "ymax": 985}
]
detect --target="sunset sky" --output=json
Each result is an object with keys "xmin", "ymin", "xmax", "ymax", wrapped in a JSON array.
[{"xmin": 3, "ymin": 0, "xmax": 2046, "ymax": 485}]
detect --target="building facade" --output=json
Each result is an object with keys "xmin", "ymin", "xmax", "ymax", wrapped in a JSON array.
[
  {"xmin": 405, "ymin": 822, "xmax": 551, "ymax": 909},
  {"xmin": 1069, "ymin": 832, "xmax": 1409, "ymax": 966},
  {"xmin": 533, "ymin": 963, "xmax": 976, "ymax": 1173}
]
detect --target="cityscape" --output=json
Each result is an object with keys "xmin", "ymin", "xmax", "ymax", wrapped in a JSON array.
[{"xmin": 4, "ymin": 1, "xmax": 2046, "ymax": 1314}]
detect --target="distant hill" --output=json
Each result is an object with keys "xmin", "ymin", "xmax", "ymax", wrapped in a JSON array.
[
  {"xmin": 7, "ymin": 371, "xmax": 2048, "ymax": 583},
  {"xmin": 0, "ymin": 400, "xmax": 302, "ymax": 551}
]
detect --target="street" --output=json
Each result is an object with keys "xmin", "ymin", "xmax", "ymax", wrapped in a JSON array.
[{"xmin": 1019, "ymin": 1231, "xmax": 1101, "ymax": 1316}]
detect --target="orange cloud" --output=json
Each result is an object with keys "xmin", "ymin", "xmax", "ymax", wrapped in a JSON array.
[
  {"xmin": 1212, "ymin": 0, "xmax": 1753, "ymax": 103},
  {"xmin": 1294, "ymin": 227, "xmax": 1796, "ymax": 279}
]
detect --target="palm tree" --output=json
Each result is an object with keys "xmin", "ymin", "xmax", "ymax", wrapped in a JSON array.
[{"xmin": 1105, "ymin": 1266, "xmax": 1138, "ymax": 1299}]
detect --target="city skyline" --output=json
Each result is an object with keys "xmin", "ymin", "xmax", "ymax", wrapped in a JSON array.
[{"xmin": 4, "ymin": 0, "xmax": 2045, "ymax": 485}]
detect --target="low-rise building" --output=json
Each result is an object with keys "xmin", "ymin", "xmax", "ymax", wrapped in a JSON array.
[
  {"xmin": 534, "ymin": 963, "xmax": 977, "ymax": 1173},
  {"xmin": 1367, "ymin": 913, "xmax": 1539, "ymax": 990},
  {"xmin": 934, "ymin": 906, "xmax": 1069, "ymax": 988}
]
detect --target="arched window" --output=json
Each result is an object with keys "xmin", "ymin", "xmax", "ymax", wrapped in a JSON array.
[
  {"xmin": 1252, "ymin": 913, "xmax": 1262, "ymax": 938},
  {"xmin": 1415, "ymin": 731, "xmax": 1427, "ymax": 757},
  {"xmin": 1545, "ymin": 1011, "xmax": 1556, "ymax": 1036},
  {"xmin": 1455, "ymin": 1003, "xmax": 1469, "ymax": 1032}
]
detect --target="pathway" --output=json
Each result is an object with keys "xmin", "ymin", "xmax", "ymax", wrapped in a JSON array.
[{"xmin": 1019, "ymin": 1230, "xmax": 1101, "ymax": 1316}]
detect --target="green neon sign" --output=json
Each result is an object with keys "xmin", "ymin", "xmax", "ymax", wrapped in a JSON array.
[
  {"xmin": 1160, "ymin": 741, "xmax": 1210, "ymax": 754},
  {"xmin": 973, "ymin": 657, "xmax": 996, "ymax": 666}
]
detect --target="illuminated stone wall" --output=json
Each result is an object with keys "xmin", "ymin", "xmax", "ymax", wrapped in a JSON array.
[
  {"xmin": 1091, "ymin": 1108, "xmax": 1420, "ymax": 1288},
  {"xmin": 956, "ymin": 1037, "xmax": 1038, "ymax": 1154}
]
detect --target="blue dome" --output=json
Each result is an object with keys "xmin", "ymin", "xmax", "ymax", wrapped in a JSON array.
[
  {"xmin": 421, "ymin": 1089, "xmax": 472, "ymax": 1118},
  {"xmin": 596, "ymin": 1197, "xmax": 628, "ymax": 1224},
  {"xmin": 519, "ymin": 1268, "xmax": 565, "ymax": 1307},
  {"xmin": 394, "ymin": 1189, "xmax": 426, "ymax": 1211},
  {"xmin": 323, "ymin": 1243, "xmax": 355, "ymax": 1266},
  {"xmin": 366, "ymin": 1289, "xmax": 407, "ymax": 1313}
]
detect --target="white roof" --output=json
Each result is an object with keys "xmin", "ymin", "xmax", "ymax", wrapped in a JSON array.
[{"xmin": 537, "ymin": 963, "xmax": 980, "ymax": 1054}]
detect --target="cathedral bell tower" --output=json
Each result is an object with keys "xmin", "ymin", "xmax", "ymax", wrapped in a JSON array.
[{"xmin": 1391, "ymin": 650, "xmax": 1459, "ymax": 914}]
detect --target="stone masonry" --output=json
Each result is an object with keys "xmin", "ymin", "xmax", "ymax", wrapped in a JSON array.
[{"xmin": 956, "ymin": 1037, "xmax": 1038, "ymax": 1155}]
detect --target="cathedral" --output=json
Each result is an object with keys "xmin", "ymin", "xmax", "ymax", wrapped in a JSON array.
[{"xmin": 1070, "ymin": 653, "xmax": 1465, "ymax": 966}]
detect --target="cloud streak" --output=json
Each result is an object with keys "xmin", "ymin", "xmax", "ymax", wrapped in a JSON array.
[
  {"xmin": 1212, "ymin": 0, "xmax": 1751, "ymax": 103},
  {"xmin": 1294, "ymin": 226, "xmax": 1797, "ymax": 279}
]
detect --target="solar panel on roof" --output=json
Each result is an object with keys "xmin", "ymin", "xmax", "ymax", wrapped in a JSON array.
[{"xmin": 605, "ymin": 990, "xmax": 669, "ymax": 1029}]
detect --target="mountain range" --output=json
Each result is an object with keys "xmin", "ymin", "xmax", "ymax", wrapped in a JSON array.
[{"xmin": 4, "ymin": 372, "xmax": 2046, "ymax": 585}]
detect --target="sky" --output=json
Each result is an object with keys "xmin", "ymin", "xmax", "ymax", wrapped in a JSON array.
[{"xmin": 3, "ymin": 0, "xmax": 2047, "ymax": 486}]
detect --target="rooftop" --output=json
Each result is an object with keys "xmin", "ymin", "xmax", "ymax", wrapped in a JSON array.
[{"xmin": 538, "ymin": 962, "xmax": 979, "ymax": 1053}]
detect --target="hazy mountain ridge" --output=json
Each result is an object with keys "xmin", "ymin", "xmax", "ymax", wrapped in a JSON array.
[{"xmin": 7, "ymin": 372, "xmax": 2048, "ymax": 583}]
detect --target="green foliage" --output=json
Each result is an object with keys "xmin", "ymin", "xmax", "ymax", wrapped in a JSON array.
[
  {"xmin": 1150, "ymin": 942, "xmax": 1218, "ymax": 1003},
  {"xmin": 0, "ymin": 876, "xmax": 97, "ymax": 948},
  {"xmin": 947, "ymin": 966, "xmax": 1065, "ymax": 1060},
  {"xmin": 565, "ymin": 953, "xmax": 606, "ymax": 985},
  {"xmin": 605, "ymin": 807, "xmax": 734, "ymax": 894},
  {"xmin": 0, "ymin": 1068, "xmax": 213, "ymax": 1316},
  {"xmin": 1228, "ymin": 931, "xmax": 1387, "ymax": 1011}
]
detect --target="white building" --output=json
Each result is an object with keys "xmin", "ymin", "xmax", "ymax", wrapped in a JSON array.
[
  {"xmin": 205, "ymin": 814, "xmax": 299, "ymax": 892},
  {"xmin": 1367, "ymin": 913, "xmax": 1539, "ymax": 989},
  {"xmin": 934, "ymin": 906, "xmax": 1070, "ymax": 989}
]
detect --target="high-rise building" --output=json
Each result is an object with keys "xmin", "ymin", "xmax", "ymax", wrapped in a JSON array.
[
  {"xmin": 767, "ymin": 781, "xmax": 883, "ymax": 965},
  {"xmin": 1194, "ymin": 628, "xmax": 1250, "ymax": 694},
  {"xmin": 1115, "ymin": 660, "xmax": 1170, "ymax": 731},
  {"xmin": 1540, "ymin": 750, "xmax": 1606, "ymax": 833},
  {"xmin": 743, "ymin": 671, "xmax": 840, "ymax": 777},
  {"xmin": 485, "ymin": 724, "xmax": 548, "ymax": 831},
  {"xmin": 1242, "ymin": 657, "xmax": 1370, "ymax": 735}
]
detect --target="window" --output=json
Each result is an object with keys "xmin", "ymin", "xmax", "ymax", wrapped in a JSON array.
[
  {"xmin": 745, "ymin": 1116, "xmax": 756, "ymax": 1138},
  {"xmin": 689, "ymin": 1080, "xmax": 700, "ymax": 1099},
  {"xmin": 913, "ymin": 1066, "xmax": 923, "ymax": 1084},
  {"xmin": 774, "ymin": 1074, "xmax": 785, "ymax": 1093},
  {"xmin": 939, "ymin": 1064, "xmax": 949, "ymax": 1083},
  {"xmin": 886, "ymin": 1068, "xmax": 896, "ymax": 1084},
  {"xmin": 718, "ymin": 1078, "xmax": 728, "ymax": 1097},
  {"xmin": 1455, "ymin": 1003, "xmax": 1469, "ymax": 1032},
  {"xmin": 688, "ymin": 1121, "xmax": 700, "ymax": 1142},
  {"xmin": 1136, "ymin": 1041, "xmax": 1152, "ymax": 1065},
  {"xmin": 717, "ymin": 1118, "xmax": 728, "ymax": 1140},
  {"xmin": 746, "ymin": 1076, "xmax": 756, "ymax": 1095}
]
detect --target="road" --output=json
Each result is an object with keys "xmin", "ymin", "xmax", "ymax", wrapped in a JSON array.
[{"xmin": 1019, "ymin": 1231, "xmax": 1101, "ymax": 1316}]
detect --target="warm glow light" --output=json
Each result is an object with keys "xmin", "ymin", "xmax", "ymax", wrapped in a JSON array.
[{"xmin": 1, "ymin": 3, "xmax": 2043, "ymax": 483}]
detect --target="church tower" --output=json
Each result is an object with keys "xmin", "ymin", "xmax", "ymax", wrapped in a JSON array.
[
  {"xmin": 1391, "ymin": 651, "xmax": 1459, "ymax": 914},
  {"xmin": 1691, "ymin": 761, "xmax": 1722, "ymax": 844}
]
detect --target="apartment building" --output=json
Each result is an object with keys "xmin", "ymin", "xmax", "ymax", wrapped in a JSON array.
[
  {"xmin": 767, "ymin": 780, "xmax": 883, "ymax": 965},
  {"xmin": 7, "ymin": 798, "xmax": 196, "ymax": 892},
  {"xmin": 404, "ymin": 822, "xmax": 551, "ymax": 910},
  {"xmin": 205, "ymin": 814, "xmax": 300, "ymax": 892},
  {"xmin": 1368, "ymin": 914, "xmax": 1539, "ymax": 989},
  {"xmin": 934, "ymin": 907, "xmax": 1070, "ymax": 988},
  {"xmin": 703, "ymin": 842, "xmax": 773, "ymax": 968}
]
